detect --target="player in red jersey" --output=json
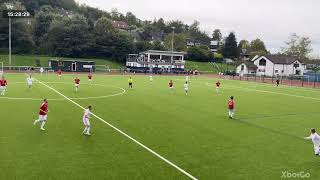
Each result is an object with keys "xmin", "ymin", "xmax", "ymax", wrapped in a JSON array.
[
  {"xmin": 0, "ymin": 76, "xmax": 8, "ymax": 96},
  {"xmin": 34, "ymin": 99, "xmax": 49, "ymax": 131},
  {"xmin": 75, "ymin": 77, "xmax": 80, "ymax": 92},
  {"xmin": 169, "ymin": 80, "xmax": 174, "ymax": 94},
  {"xmin": 57, "ymin": 69, "xmax": 62, "ymax": 80},
  {"xmin": 88, "ymin": 73, "xmax": 93, "ymax": 84},
  {"xmin": 228, "ymin": 96, "xmax": 235, "ymax": 119},
  {"xmin": 216, "ymin": 81, "xmax": 221, "ymax": 94}
]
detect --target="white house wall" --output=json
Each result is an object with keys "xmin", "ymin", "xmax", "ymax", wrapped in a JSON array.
[
  {"xmin": 253, "ymin": 57, "xmax": 274, "ymax": 76},
  {"xmin": 253, "ymin": 57, "xmax": 307, "ymax": 76}
]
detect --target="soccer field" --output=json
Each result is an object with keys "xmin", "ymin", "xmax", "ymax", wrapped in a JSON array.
[{"xmin": 1, "ymin": 73, "xmax": 320, "ymax": 180}]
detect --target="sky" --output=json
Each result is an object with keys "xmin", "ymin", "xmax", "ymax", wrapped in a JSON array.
[{"xmin": 76, "ymin": 0, "xmax": 320, "ymax": 58}]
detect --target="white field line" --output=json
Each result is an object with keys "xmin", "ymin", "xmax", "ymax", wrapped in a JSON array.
[
  {"xmin": 34, "ymin": 78, "xmax": 198, "ymax": 180},
  {"xmin": 204, "ymin": 83, "xmax": 320, "ymax": 101},
  {"xmin": 0, "ymin": 82, "xmax": 126, "ymax": 101},
  {"xmin": 175, "ymin": 78, "xmax": 320, "ymax": 101}
]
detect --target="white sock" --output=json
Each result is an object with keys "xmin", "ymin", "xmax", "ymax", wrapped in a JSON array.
[
  {"xmin": 34, "ymin": 119, "xmax": 40, "ymax": 124},
  {"xmin": 83, "ymin": 127, "xmax": 87, "ymax": 133},
  {"xmin": 86, "ymin": 127, "xmax": 90, "ymax": 134},
  {"xmin": 40, "ymin": 121, "xmax": 46, "ymax": 129}
]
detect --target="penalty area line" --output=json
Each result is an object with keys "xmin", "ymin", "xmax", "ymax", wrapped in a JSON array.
[{"xmin": 34, "ymin": 78, "xmax": 198, "ymax": 180}]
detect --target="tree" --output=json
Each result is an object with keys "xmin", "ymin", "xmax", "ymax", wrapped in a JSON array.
[
  {"xmin": 165, "ymin": 20, "xmax": 186, "ymax": 34},
  {"xmin": 212, "ymin": 29, "xmax": 222, "ymax": 41},
  {"xmin": 238, "ymin": 40, "xmax": 250, "ymax": 50},
  {"xmin": 222, "ymin": 32, "xmax": 239, "ymax": 58},
  {"xmin": 187, "ymin": 46, "xmax": 211, "ymax": 62},
  {"xmin": 34, "ymin": 6, "xmax": 55, "ymax": 47},
  {"xmin": 250, "ymin": 38, "xmax": 268, "ymax": 55},
  {"xmin": 281, "ymin": 33, "xmax": 313, "ymax": 60},
  {"xmin": 151, "ymin": 40, "xmax": 166, "ymax": 51},
  {"xmin": 47, "ymin": 15, "xmax": 93, "ymax": 57},
  {"xmin": 164, "ymin": 33, "xmax": 187, "ymax": 51}
]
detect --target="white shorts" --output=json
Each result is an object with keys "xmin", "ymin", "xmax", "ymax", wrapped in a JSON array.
[
  {"xmin": 58, "ymin": 74, "xmax": 62, "ymax": 77},
  {"xmin": 170, "ymin": 87, "xmax": 173, "ymax": 89},
  {"xmin": 83, "ymin": 118, "xmax": 90, "ymax": 126},
  {"xmin": 216, "ymin": 87, "xmax": 220, "ymax": 89},
  {"xmin": 88, "ymin": 79, "xmax": 92, "ymax": 82},
  {"xmin": 184, "ymin": 88, "xmax": 188, "ymax": 91},
  {"xmin": 0, "ymin": 86, "xmax": 6, "ymax": 90},
  {"xmin": 75, "ymin": 84, "xmax": 79, "ymax": 87},
  {"xmin": 28, "ymin": 83, "xmax": 33, "ymax": 86},
  {"xmin": 39, "ymin": 115, "xmax": 47, "ymax": 121}
]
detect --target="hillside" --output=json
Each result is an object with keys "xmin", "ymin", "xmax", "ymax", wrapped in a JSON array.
[{"xmin": 0, "ymin": 54, "xmax": 123, "ymax": 69}]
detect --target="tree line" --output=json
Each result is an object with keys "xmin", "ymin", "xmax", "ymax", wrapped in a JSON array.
[{"xmin": 0, "ymin": 0, "xmax": 314, "ymax": 63}]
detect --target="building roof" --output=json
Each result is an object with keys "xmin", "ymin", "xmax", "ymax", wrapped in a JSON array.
[
  {"xmin": 236, "ymin": 60, "xmax": 258, "ymax": 70},
  {"xmin": 141, "ymin": 50, "xmax": 187, "ymax": 55},
  {"xmin": 302, "ymin": 59, "xmax": 320, "ymax": 65},
  {"xmin": 49, "ymin": 59, "xmax": 94, "ymax": 63},
  {"xmin": 262, "ymin": 55, "xmax": 299, "ymax": 64},
  {"xmin": 112, "ymin": 21, "xmax": 129, "ymax": 30}
]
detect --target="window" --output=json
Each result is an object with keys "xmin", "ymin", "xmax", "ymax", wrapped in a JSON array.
[
  {"xmin": 241, "ymin": 65, "xmax": 244, "ymax": 71},
  {"xmin": 275, "ymin": 70, "xmax": 279, "ymax": 73},
  {"xmin": 259, "ymin": 59, "xmax": 266, "ymax": 66},
  {"xmin": 294, "ymin": 63, "xmax": 299, "ymax": 68}
]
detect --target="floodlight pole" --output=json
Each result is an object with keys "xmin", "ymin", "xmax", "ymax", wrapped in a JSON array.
[
  {"xmin": 6, "ymin": 3, "xmax": 13, "ymax": 66},
  {"xmin": 171, "ymin": 27, "xmax": 175, "ymax": 52},
  {"xmin": 9, "ymin": 17, "xmax": 11, "ymax": 66}
]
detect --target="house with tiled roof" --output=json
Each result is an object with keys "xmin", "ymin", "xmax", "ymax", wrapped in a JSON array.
[
  {"xmin": 236, "ymin": 55, "xmax": 308, "ymax": 76},
  {"xmin": 252, "ymin": 55, "xmax": 306, "ymax": 76}
]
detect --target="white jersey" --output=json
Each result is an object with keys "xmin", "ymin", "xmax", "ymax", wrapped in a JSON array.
[
  {"xmin": 149, "ymin": 76, "xmax": 153, "ymax": 81},
  {"xmin": 184, "ymin": 83, "xmax": 189, "ymax": 90},
  {"xmin": 305, "ymin": 132, "xmax": 320, "ymax": 154},
  {"xmin": 27, "ymin": 77, "xmax": 33, "ymax": 84},
  {"xmin": 306, "ymin": 133, "xmax": 320, "ymax": 146},
  {"xmin": 83, "ymin": 109, "xmax": 91, "ymax": 119}
]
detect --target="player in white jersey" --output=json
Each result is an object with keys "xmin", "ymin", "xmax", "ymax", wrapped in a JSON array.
[
  {"xmin": 26, "ymin": 75, "xmax": 33, "ymax": 89},
  {"xmin": 149, "ymin": 75, "xmax": 153, "ymax": 84},
  {"xmin": 82, "ymin": 106, "xmax": 92, "ymax": 135},
  {"xmin": 304, "ymin": 128, "xmax": 320, "ymax": 155},
  {"xmin": 184, "ymin": 81, "xmax": 189, "ymax": 95}
]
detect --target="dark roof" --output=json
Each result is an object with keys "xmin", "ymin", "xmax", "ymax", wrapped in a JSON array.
[
  {"xmin": 142, "ymin": 50, "xmax": 187, "ymax": 55},
  {"xmin": 236, "ymin": 60, "xmax": 258, "ymax": 70},
  {"xmin": 263, "ymin": 55, "xmax": 298, "ymax": 64},
  {"xmin": 150, "ymin": 31, "xmax": 164, "ymax": 41},
  {"xmin": 302, "ymin": 59, "xmax": 320, "ymax": 65},
  {"xmin": 49, "ymin": 59, "xmax": 94, "ymax": 63}
]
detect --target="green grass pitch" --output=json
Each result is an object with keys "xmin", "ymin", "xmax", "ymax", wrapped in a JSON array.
[{"xmin": 1, "ymin": 73, "xmax": 320, "ymax": 180}]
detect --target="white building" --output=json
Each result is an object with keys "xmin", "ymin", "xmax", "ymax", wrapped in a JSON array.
[
  {"xmin": 236, "ymin": 55, "xmax": 307, "ymax": 76},
  {"xmin": 126, "ymin": 50, "xmax": 186, "ymax": 72},
  {"xmin": 236, "ymin": 61, "xmax": 258, "ymax": 76}
]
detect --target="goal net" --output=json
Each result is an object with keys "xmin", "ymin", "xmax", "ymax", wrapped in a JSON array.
[{"xmin": 94, "ymin": 65, "xmax": 110, "ymax": 73}]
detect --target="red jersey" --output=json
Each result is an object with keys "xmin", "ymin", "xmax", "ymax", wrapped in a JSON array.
[
  {"xmin": 75, "ymin": 78, "xmax": 80, "ymax": 84},
  {"xmin": 228, "ymin": 100, "xmax": 234, "ymax": 110},
  {"xmin": 169, "ymin": 82, "xmax": 173, "ymax": 87},
  {"xmin": 216, "ymin": 82, "xmax": 221, "ymax": 87},
  {"xmin": 58, "ymin": 70, "xmax": 62, "ymax": 75},
  {"xmin": 88, "ymin": 74, "xmax": 92, "ymax": 79},
  {"xmin": 0, "ymin": 79, "xmax": 7, "ymax": 86},
  {"xmin": 39, "ymin": 102, "xmax": 48, "ymax": 115}
]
